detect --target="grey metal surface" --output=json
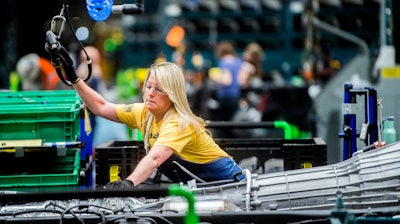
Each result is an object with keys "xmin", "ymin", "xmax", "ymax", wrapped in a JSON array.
[
  {"xmin": 0, "ymin": 143, "xmax": 398, "ymax": 223},
  {"xmin": 191, "ymin": 141, "xmax": 400, "ymax": 211}
]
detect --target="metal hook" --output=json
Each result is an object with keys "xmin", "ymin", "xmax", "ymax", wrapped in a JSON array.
[{"xmin": 50, "ymin": 8, "xmax": 66, "ymax": 39}]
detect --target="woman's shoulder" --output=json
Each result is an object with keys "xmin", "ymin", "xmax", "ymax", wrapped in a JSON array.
[{"xmin": 116, "ymin": 103, "xmax": 147, "ymax": 116}]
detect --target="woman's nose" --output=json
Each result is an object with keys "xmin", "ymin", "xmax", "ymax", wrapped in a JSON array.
[{"xmin": 147, "ymin": 87, "xmax": 156, "ymax": 95}]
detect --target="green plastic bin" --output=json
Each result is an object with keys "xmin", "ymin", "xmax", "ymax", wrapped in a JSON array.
[
  {"xmin": 0, "ymin": 90, "xmax": 81, "ymax": 105},
  {"xmin": 0, "ymin": 149, "xmax": 80, "ymax": 187},
  {"xmin": 0, "ymin": 100, "xmax": 82, "ymax": 143}
]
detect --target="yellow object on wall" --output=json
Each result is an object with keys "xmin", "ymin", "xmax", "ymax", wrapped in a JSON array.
[{"xmin": 381, "ymin": 66, "xmax": 400, "ymax": 78}]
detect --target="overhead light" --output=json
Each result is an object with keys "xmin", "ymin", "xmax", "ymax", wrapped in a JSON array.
[
  {"xmin": 289, "ymin": 0, "xmax": 304, "ymax": 13},
  {"xmin": 76, "ymin": 26, "xmax": 90, "ymax": 41},
  {"xmin": 164, "ymin": 3, "xmax": 182, "ymax": 17}
]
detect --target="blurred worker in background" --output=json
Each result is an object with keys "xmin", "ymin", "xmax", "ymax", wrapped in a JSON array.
[
  {"xmin": 237, "ymin": 41, "xmax": 265, "ymax": 117},
  {"xmin": 67, "ymin": 61, "xmax": 244, "ymax": 188},
  {"xmin": 209, "ymin": 41, "xmax": 242, "ymax": 138},
  {"xmin": 210, "ymin": 41, "xmax": 242, "ymax": 121},
  {"xmin": 75, "ymin": 46, "xmax": 129, "ymax": 148},
  {"xmin": 16, "ymin": 53, "xmax": 66, "ymax": 90},
  {"xmin": 231, "ymin": 42, "xmax": 266, "ymax": 138},
  {"xmin": 238, "ymin": 42, "xmax": 265, "ymax": 89},
  {"xmin": 76, "ymin": 46, "xmax": 105, "ymax": 93}
]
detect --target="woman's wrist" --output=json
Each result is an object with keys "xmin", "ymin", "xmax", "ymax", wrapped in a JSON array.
[{"xmin": 72, "ymin": 78, "xmax": 81, "ymax": 84}]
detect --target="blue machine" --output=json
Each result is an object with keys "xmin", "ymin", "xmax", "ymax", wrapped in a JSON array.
[{"xmin": 339, "ymin": 84, "xmax": 378, "ymax": 160}]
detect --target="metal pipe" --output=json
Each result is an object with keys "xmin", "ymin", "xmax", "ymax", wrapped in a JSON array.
[
  {"xmin": 310, "ymin": 16, "xmax": 369, "ymax": 55},
  {"xmin": 169, "ymin": 184, "xmax": 199, "ymax": 224},
  {"xmin": 206, "ymin": 121, "xmax": 276, "ymax": 129},
  {"xmin": 274, "ymin": 121, "xmax": 292, "ymax": 139},
  {"xmin": 242, "ymin": 169, "xmax": 252, "ymax": 211},
  {"xmin": 206, "ymin": 121, "xmax": 293, "ymax": 139}
]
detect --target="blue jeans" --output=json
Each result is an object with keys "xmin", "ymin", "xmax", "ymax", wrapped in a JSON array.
[{"xmin": 158, "ymin": 154, "xmax": 244, "ymax": 183}]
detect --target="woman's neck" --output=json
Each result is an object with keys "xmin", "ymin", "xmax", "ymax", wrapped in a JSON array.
[{"xmin": 152, "ymin": 107, "xmax": 174, "ymax": 123}]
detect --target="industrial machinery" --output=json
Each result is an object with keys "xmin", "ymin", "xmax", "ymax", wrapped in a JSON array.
[
  {"xmin": 0, "ymin": 141, "xmax": 399, "ymax": 223},
  {"xmin": 0, "ymin": 1, "xmax": 398, "ymax": 223}
]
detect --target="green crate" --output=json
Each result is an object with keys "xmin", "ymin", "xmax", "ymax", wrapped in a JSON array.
[
  {"xmin": 0, "ymin": 90, "xmax": 79, "ymax": 98},
  {"xmin": 0, "ymin": 149, "xmax": 80, "ymax": 187},
  {"xmin": 0, "ymin": 101, "xmax": 82, "ymax": 143},
  {"xmin": 0, "ymin": 90, "xmax": 81, "ymax": 105}
]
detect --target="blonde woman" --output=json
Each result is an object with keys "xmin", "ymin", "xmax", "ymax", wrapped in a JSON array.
[{"xmin": 70, "ymin": 62, "xmax": 244, "ymax": 188}]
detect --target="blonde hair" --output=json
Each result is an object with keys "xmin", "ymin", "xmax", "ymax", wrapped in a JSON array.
[{"xmin": 143, "ymin": 62, "xmax": 205, "ymax": 133}]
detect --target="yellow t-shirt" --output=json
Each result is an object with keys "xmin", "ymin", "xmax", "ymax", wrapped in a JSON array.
[{"xmin": 116, "ymin": 103, "xmax": 230, "ymax": 163}]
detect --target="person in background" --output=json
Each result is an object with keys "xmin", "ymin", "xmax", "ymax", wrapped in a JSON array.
[
  {"xmin": 232, "ymin": 42, "xmax": 266, "ymax": 138},
  {"xmin": 208, "ymin": 41, "xmax": 243, "ymax": 138},
  {"xmin": 238, "ymin": 42, "xmax": 265, "ymax": 89},
  {"xmin": 67, "ymin": 61, "xmax": 244, "ymax": 188},
  {"xmin": 76, "ymin": 46, "xmax": 129, "ymax": 148},
  {"xmin": 16, "ymin": 53, "xmax": 66, "ymax": 90},
  {"xmin": 210, "ymin": 41, "xmax": 242, "ymax": 122},
  {"xmin": 76, "ymin": 46, "xmax": 105, "ymax": 93}
]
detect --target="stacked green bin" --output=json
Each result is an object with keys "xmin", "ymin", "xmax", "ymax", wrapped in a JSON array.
[
  {"xmin": 0, "ymin": 149, "xmax": 81, "ymax": 190},
  {"xmin": 0, "ymin": 90, "xmax": 82, "ymax": 143},
  {"xmin": 0, "ymin": 90, "xmax": 82, "ymax": 189}
]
